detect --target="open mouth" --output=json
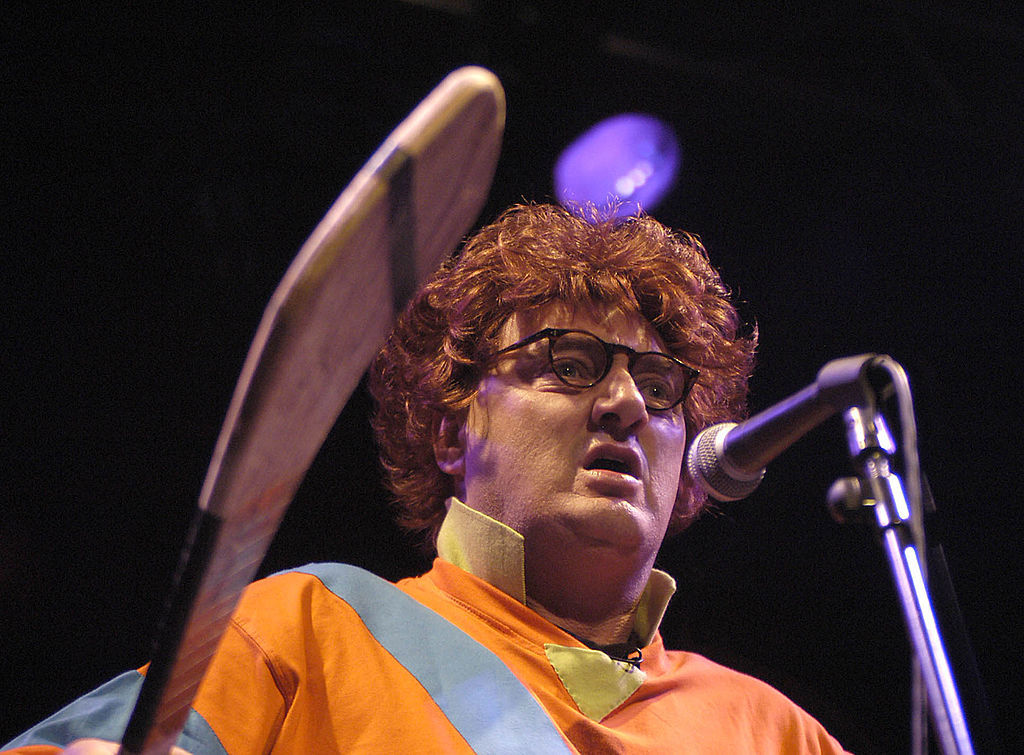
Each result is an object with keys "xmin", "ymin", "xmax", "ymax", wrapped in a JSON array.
[{"xmin": 585, "ymin": 458, "xmax": 636, "ymax": 478}]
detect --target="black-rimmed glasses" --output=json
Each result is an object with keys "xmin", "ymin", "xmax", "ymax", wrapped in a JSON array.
[{"xmin": 491, "ymin": 328, "xmax": 699, "ymax": 411}]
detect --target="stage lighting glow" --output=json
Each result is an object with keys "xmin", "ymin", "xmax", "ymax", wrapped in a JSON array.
[{"xmin": 554, "ymin": 113, "xmax": 680, "ymax": 220}]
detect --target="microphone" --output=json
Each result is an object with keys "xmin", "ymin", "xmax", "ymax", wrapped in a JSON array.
[{"xmin": 686, "ymin": 354, "xmax": 882, "ymax": 501}]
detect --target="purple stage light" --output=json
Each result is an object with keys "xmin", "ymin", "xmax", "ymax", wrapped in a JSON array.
[{"xmin": 554, "ymin": 113, "xmax": 680, "ymax": 220}]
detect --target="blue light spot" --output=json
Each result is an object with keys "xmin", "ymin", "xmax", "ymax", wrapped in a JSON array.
[{"xmin": 554, "ymin": 113, "xmax": 681, "ymax": 220}]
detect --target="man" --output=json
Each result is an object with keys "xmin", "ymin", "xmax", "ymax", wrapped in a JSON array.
[{"xmin": 6, "ymin": 203, "xmax": 848, "ymax": 753}]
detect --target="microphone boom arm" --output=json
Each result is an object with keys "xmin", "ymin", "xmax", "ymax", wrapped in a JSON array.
[{"xmin": 688, "ymin": 353, "xmax": 880, "ymax": 501}]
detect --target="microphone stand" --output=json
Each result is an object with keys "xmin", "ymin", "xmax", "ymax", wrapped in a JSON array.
[{"xmin": 832, "ymin": 404, "xmax": 974, "ymax": 755}]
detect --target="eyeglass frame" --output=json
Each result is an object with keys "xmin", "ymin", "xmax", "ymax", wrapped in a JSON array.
[{"xmin": 489, "ymin": 327, "xmax": 700, "ymax": 411}]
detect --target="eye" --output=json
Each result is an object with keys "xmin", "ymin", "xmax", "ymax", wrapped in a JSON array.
[
  {"xmin": 551, "ymin": 356, "xmax": 592, "ymax": 382},
  {"xmin": 634, "ymin": 371, "xmax": 680, "ymax": 409},
  {"xmin": 637, "ymin": 376, "xmax": 671, "ymax": 398},
  {"xmin": 549, "ymin": 333, "xmax": 605, "ymax": 384}
]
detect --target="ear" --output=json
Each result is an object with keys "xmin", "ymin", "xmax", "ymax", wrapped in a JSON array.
[{"xmin": 433, "ymin": 413, "xmax": 467, "ymax": 479}]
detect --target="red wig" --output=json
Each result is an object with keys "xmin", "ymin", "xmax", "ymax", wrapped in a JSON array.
[{"xmin": 370, "ymin": 203, "xmax": 756, "ymax": 551}]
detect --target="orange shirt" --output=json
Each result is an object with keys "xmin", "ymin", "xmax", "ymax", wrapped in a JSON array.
[
  {"xmin": 4, "ymin": 560, "xmax": 849, "ymax": 753},
  {"xmin": 200, "ymin": 559, "xmax": 848, "ymax": 753}
]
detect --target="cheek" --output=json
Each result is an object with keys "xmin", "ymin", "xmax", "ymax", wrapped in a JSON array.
[
  {"xmin": 646, "ymin": 427, "xmax": 687, "ymax": 491},
  {"xmin": 463, "ymin": 396, "xmax": 565, "ymax": 482},
  {"xmin": 649, "ymin": 459, "xmax": 683, "ymax": 495},
  {"xmin": 470, "ymin": 393, "xmax": 588, "ymax": 491},
  {"xmin": 472, "ymin": 421, "xmax": 568, "ymax": 479}
]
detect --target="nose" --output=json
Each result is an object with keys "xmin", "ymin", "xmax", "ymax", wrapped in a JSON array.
[{"xmin": 590, "ymin": 356, "xmax": 649, "ymax": 437}]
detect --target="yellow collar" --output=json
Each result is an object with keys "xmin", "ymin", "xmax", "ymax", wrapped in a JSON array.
[
  {"xmin": 436, "ymin": 497, "xmax": 677, "ymax": 721},
  {"xmin": 436, "ymin": 497, "xmax": 528, "ymax": 604}
]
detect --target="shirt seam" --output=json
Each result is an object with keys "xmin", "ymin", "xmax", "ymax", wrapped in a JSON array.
[
  {"xmin": 228, "ymin": 615, "xmax": 290, "ymax": 751},
  {"xmin": 433, "ymin": 587, "xmax": 565, "ymax": 659}
]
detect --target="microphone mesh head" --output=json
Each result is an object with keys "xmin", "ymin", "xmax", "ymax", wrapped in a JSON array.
[{"xmin": 686, "ymin": 423, "xmax": 764, "ymax": 502}]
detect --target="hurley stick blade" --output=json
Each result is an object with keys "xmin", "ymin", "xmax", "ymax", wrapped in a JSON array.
[{"xmin": 119, "ymin": 66, "xmax": 505, "ymax": 754}]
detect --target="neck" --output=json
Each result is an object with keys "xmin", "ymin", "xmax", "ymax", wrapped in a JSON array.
[
  {"xmin": 436, "ymin": 498, "xmax": 673, "ymax": 646},
  {"xmin": 522, "ymin": 538, "xmax": 656, "ymax": 645},
  {"xmin": 527, "ymin": 598, "xmax": 638, "ymax": 646}
]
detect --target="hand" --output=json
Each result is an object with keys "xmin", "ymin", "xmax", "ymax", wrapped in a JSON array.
[{"xmin": 63, "ymin": 740, "xmax": 192, "ymax": 755}]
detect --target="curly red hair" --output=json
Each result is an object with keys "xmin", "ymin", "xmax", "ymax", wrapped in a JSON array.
[{"xmin": 370, "ymin": 202, "xmax": 756, "ymax": 551}]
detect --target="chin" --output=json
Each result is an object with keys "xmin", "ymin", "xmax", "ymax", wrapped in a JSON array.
[{"xmin": 562, "ymin": 500, "xmax": 650, "ymax": 552}]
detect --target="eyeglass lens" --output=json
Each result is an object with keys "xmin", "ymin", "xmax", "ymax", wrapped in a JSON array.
[{"xmin": 549, "ymin": 331, "xmax": 689, "ymax": 410}]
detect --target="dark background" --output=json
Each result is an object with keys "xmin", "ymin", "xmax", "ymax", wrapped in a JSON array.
[{"xmin": 4, "ymin": 2, "xmax": 1021, "ymax": 752}]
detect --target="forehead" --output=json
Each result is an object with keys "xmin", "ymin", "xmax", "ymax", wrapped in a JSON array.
[{"xmin": 498, "ymin": 302, "xmax": 667, "ymax": 353}]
